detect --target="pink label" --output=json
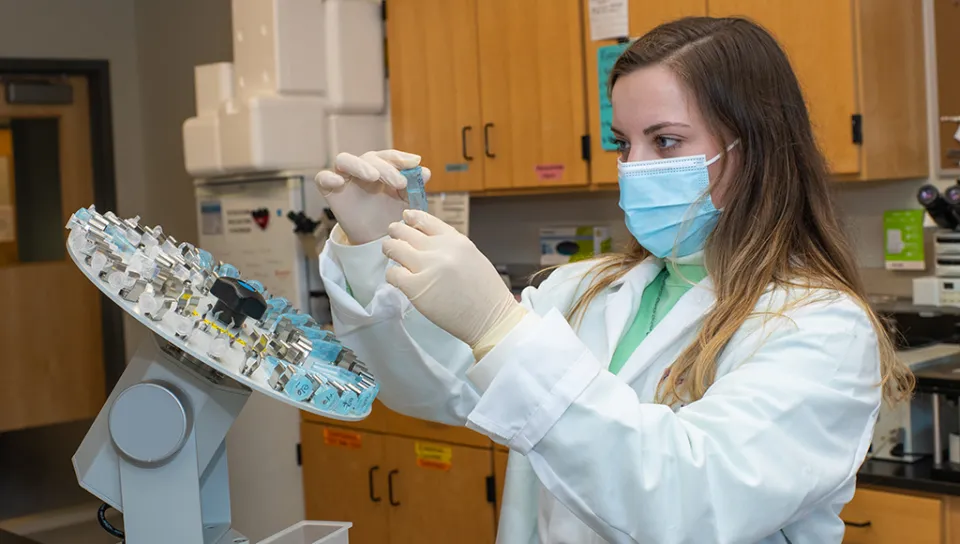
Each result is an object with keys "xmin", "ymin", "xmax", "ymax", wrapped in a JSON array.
[{"xmin": 535, "ymin": 164, "xmax": 565, "ymax": 181}]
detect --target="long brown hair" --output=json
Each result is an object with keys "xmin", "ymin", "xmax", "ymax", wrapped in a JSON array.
[{"xmin": 569, "ymin": 17, "xmax": 913, "ymax": 405}]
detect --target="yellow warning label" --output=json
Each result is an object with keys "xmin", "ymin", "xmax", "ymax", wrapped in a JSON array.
[{"xmin": 415, "ymin": 442, "xmax": 452, "ymax": 471}]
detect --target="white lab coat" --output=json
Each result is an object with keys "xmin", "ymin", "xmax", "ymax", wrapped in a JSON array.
[{"xmin": 319, "ymin": 229, "xmax": 881, "ymax": 544}]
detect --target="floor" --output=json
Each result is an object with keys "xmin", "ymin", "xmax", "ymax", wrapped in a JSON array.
[{"xmin": 28, "ymin": 520, "xmax": 119, "ymax": 544}]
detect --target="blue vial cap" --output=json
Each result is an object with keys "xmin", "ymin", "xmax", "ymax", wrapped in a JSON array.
[
  {"xmin": 357, "ymin": 387, "xmax": 376, "ymax": 413},
  {"xmin": 301, "ymin": 326, "xmax": 336, "ymax": 342},
  {"xmin": 311, "ymin": 384, "xmax": 340, "ymax": 411},
  {"xmin": 309, "ymin": 340, "xmax": 343, "ymax": 364},
  {"xmin": 284, "ymin": 371, "xmax": 317, "ymax": 402},
  {"xmin": 76, "ymin": 207, "xmax": 92, "ymax": 222},
  {"xmin": 197, "ymin": 249, "xmax": 215, "ymax": 271},
  {"xmin": 335, "ymin": 389, "xmax": 359, "ymax": 415},
  {"xmin": 217, "ymin": 263, "xmax": 240, "ymax": 279},
  {"xmin": 244, "ymin": 279, "xmax": 266, "ymax": 294}
]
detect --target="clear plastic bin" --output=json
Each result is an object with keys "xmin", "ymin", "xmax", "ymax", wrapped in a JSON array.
[{"xmin": 258, "ymin": 521, "xmax": 352, "ymax": 544}]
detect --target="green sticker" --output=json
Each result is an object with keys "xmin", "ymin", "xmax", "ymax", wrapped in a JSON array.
[
  {"xmin": 597, "ymin": 42, "xmax": 631, "ymax": 152},
  {"xmin": 884, "ymin": 209, "xmax": 925, "ymax": 270}
]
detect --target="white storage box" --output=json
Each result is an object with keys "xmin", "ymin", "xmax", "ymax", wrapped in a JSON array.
[{"xmin": 259, "ymin": 521, "xmax": 351, "ymax": 544}]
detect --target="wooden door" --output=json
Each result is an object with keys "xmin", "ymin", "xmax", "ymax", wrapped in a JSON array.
[
  {"xmin": 840, "ymin": 488, "xmax": 941, "ymax": 543},
  {"xmin": 301, "ymin": 423, "xmax": 390, "ymax": 544},
  {"xmin": 708, "ymin": 0, "xmax": 860, "ymax": 175},
  {"xmin": 493, "ymin": 449, "xmax": 509, "ymax": 527},
  {"xmin": 386, "ymin": 0, "xmax": 485, "ymax": 192},
  {"xmin": 584, "ymin": 0, "xmax": 708, "ymax": 185},
  {"xmin": 936, "ymin": 0, "xmax": 960, "ymax": 172},
  {"xmin": 477, "ymin": 0, "xmax": 588, "ymax": 189},
  {"xmin": 0, "ymin": 76, "xmax": 105, "ymax": 432},
  {"xmin": 384, "ymin": 436, "xmax": 496, "ymax": 544}
]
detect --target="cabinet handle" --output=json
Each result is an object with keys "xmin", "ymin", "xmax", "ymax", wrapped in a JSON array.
[
  {"xmin": 388, "ymin": 469, "xmax": 401, "ymax": 506},
  {"xmin": 368, "ymin": 466, "xmax": 381, "ymax": 503},
  {"xmin": 461, "ymin": 126, "xmax": 474, "ymax": 161},
  {"xmin": 484, "ymin": 123, "xmax": 496, "ymax": 158},
  {"xmin": 842, "ymin": 520, "xmax": 872, "ymax": 528}
]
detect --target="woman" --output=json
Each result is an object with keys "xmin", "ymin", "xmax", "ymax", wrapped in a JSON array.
[{"xmin": 316, "ymin": 17, "xmax": 913, "ymax": 544}]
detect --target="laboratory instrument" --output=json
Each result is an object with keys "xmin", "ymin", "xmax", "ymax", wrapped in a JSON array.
[
  {"xmin": 913, "ymin": 183, "xmax": 960, "ymax": 306},
  {"xmin": 182, "ymin": 0, "xmax": 390, "ymax": 535},
  {"xmin": 68, "ymin": 206, "xmax": 375, "ymax": 543}
]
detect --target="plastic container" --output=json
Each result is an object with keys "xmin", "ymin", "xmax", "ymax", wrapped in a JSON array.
[{"xmin": 258, "ymin": 521, "xmax": 351, "ymax": 544}]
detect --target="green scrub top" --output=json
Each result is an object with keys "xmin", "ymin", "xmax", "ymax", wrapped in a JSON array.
[{"xmin": 608, "ymin": 261, "xmax": 708, "ymax": 375}]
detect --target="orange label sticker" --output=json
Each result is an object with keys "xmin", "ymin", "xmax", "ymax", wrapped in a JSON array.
[
  {"xmin": 324, "ymin": 428, "xmax": 362, "ymax": 449},
  {"xmin": 535, "ymin": 164, "xmax": 565, "ymax": 181},
  {"xmin": 415, "ymin": 442, "xmax": 452, "ymax": 471}
]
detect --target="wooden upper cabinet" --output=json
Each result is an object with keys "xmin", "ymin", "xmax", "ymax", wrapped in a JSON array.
[
  {"xmin": 477, "ymin": 0, "xmax": 588, "ymax": 189},
  {"xmin": 710, "ymin": 0, "xmax": 927, "ymax": 181},
  {"xmin": 936, "ymin": 0, "xmax": 960, "ymax": 172},
  {"xmin": 708, "ymin": 0, "xmax": 860, "ymax": 175},
  {"xmin": 584, "ymin": 0, "xmax": 709, "ymax": 185},
  {"xmin": 386, "ymin": 0, "xmax": 485, "ymax": 192}
]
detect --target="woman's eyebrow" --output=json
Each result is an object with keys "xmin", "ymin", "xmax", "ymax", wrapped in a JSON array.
[{"xmin": 643, "ymin": 122, "xmax": 691, "ymax": 135}]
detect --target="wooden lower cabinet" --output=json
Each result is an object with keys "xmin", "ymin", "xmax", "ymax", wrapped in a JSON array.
[
  {"xmin": 840, "ymin": 487, "xmax": 942, "ymax": 543},
  {"xmin": 385, "ymin": 435, "xmax": 496, "ymax": 544},
  {"xmin": 301, "ymin": 424, "xmax": 390, "ymax": 544},
  {"xmin": 494, "ymin": 449, "xmax": 508, "ymax": 526},
  {"xmin": 301, "ymin": 421, "xmax": 496, "ymax": 544}
]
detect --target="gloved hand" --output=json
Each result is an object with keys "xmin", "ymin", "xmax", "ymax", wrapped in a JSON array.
[
  {"xmin": 383, "ymin": 210, "xmax": 527, "ymax": 357},
  {"xmin": 315, "ymin": 150, "xmax": 432, "ymax": 245}
]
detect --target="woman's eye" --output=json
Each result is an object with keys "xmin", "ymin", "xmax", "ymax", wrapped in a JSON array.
[
  {"xmin": 654, "ymin": 136, "xmax": 680, "ymax": 150},
  {"xmin": 614, "ymin": 139, "xmax": 629, "ymax": 153}
]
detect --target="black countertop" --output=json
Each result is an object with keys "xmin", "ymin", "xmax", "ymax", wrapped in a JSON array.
[{"xmin": 859, "ymin": 457, "xmax": 960, "ymax": 496}]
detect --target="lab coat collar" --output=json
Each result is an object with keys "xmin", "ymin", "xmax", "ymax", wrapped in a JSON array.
[{"xmin": 603, "ymin": 256, "xmax": 716, "ymax": 384}]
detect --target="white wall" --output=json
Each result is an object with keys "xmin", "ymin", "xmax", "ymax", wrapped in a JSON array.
[{"xmin": 0, "ymin": 0, "xmax": 148, "ymax": 521}]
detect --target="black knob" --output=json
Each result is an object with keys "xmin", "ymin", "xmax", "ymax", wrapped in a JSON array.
[{"xmin": 210, "ymin": 277, "xmax": 267, "ymax": 328}]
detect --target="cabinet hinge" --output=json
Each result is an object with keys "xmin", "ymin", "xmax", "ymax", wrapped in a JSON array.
[
  {"xmin": 581, "ymin": 134, "xmax": 591, "ymax": 162},
  {"xmin": 486, "ymin": 475, "xmax": 496, "ymax": 504},
  {"xmin": 851, "ymin": 114, "xmax": 863, "ymax": 145},
  {"xmin": 381, "ymin": 0, "xmax": 386, "ymax": 21},
  {"xmin": 296, "ymin": 443, "xmax": 302, "ymax": 466}
]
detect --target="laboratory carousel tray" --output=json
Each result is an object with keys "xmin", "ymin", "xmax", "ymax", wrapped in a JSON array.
[
  {"xmin": 65, "ymin": 205, "xmax": 369, "ymax": 544},
  {"xmin": 65, "ymin": 205, "xmax": 378, "ymax": 421}
]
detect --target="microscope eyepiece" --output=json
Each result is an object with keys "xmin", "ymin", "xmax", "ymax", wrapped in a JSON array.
[{"xmin": 918, "ymin": 184, "xmax": 959, "ymax": 230}]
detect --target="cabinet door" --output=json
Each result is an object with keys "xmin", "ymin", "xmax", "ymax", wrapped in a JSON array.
[
  {"xmin": 708, "ymin": 0, "xmax": 860, "ymax": 175},
  {"xmin": 584, "ymin": 0, "xmax": 708, "ymax": 185},
  {"xmin": 493, "ymin": 449, "xmax": 509, "ymax": 527},
  {"xmin": 384, "ymin": 436, "xmax": 496, "ymax": 544},
  {"xmin": 387, "ymin": 0, "xmax": 485, "ymax": 192},
  {"xmin": 301, "ymin": 423, "xmax": 390, "ymax": 544},
  {"xmin": 477, "ymin": 0, "xmax": 588, "ymax": 189},
  {"xmin": 936, "ymin": 0, "xmax": 960, "ymax": 172},
  {"xmin": 840, "ymin": 488, "xmax": 941, "ymax": 544}
]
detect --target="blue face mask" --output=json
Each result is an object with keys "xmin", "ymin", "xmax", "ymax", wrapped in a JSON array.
[{"xmin": 618, "ymin": 141, "xmax": 739, "ymax": 258}]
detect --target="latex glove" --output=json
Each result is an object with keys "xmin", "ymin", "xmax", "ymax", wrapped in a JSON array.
[
  {"xmin": 315, "ymin": 150, "xmax": 432, "ymax": 245},
  {"xmin": 383, "ymin": 210, "xmax": 527, "ymax": 357}
]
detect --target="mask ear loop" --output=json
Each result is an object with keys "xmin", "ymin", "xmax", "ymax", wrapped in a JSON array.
[{"xmin": 705, "ymin": 139, "xmax": 741, "ymax": 167}]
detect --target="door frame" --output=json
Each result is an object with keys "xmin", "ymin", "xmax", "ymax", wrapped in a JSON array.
[{"xmin": 0, "ymin": 58, "xmax": 124, "ymax": 389}]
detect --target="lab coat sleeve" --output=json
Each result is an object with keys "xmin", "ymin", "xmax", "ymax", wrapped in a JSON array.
[
  {"xmin": 465, "ymin": 297, "xmax": 882, "ymax": 544},
  {"xmin": 319, "ymin": 226, "xmax": 576, "ymax": 426}
]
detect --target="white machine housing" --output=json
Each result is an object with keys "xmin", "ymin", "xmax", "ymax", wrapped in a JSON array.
[
  {"xmin": 183, "ymin": 0, "xmax": 388, "ymax": 178},
  {"xmin": 182, "ymin": 0, "xmax": 389, "ymax": 540}
]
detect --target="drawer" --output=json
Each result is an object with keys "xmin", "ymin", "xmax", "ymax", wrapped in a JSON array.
[{"xmin": 841, "ymin": 488, "xmax": 941, "ymax": 544}]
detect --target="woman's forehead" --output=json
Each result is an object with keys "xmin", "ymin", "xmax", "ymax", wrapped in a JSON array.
[{"xmin": 611, "ymin": 66, "xmax": 701, "ymax": 133}]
